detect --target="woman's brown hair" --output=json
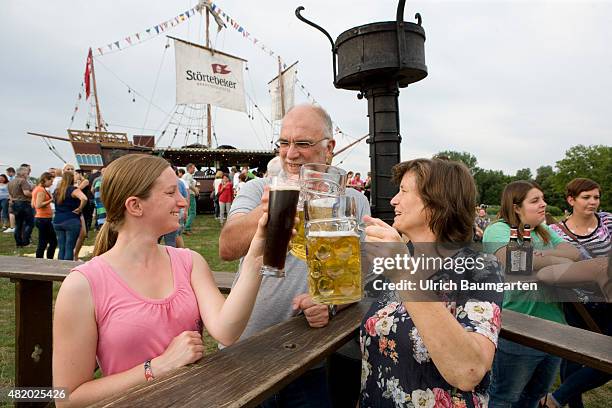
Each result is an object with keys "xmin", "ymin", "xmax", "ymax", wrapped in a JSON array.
[
  {"xmin": 497, "ymin": 180, "xmax": 550, "ymax": 244},
  {"xmin": 391, "ymin": 158, "xmax": 476, "ymax": 242},
  {"xmin": 565, "ymin": 178, "xmax": 601, "ymax": 199},
  {"xmin": 54, "ymin": 172, "xmax": 75, "ymax": 205},
  {"xmin": 37, "ymin": 172, "xmax": 53, "ymax": 186},
  {"xmin": 93, "ymin": 154, "xmax": 169, "ymax": 256}
]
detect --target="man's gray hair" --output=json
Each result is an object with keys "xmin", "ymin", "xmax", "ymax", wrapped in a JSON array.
[{"xmin": 286, "ymin": 103, "xmax": 333, "ymax": 140}]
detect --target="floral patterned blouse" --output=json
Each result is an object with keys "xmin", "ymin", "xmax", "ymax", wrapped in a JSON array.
[{"xmin": 360, "ymin": 248, "xmax": 503, "ymax": 408}]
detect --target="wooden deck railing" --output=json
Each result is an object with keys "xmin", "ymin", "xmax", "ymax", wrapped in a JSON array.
[{"xmin": 1, "ymin": 255, "xmax": 611, "ymax": 407}]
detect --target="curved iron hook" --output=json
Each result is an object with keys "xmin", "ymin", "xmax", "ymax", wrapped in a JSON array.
[
  {"xmin": 295, "ymin": 6, "xmax": 337, "ymax": 84},
  {"xmin": 415, "ymin": 13, "xmax": 422, "ymax": 26},
  {"xmin": 295, "ymin": 6, "xmax": 335, "ymax": 51}
]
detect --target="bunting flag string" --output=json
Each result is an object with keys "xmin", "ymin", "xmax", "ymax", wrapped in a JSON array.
[{"xmin": 93, "ymin": 5, "xmax": 202, "ymax": 56}]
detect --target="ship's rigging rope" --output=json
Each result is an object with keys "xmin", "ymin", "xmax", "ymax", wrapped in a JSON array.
[
  {"xmin": 92, "ymin": 56, "xmax": 174, "ymax": 119},
  {"xmin": 142, "ymin": 39, "xmax": 171, "ymax": 133}
]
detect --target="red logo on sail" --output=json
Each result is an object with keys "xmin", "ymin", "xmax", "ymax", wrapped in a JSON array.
[{"xmin": 211, "ymin": 64, "xmax": 231, "ymax": 74}]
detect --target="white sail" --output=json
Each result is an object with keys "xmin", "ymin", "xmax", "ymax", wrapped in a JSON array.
[
  {"xmin": 174, "ymin": 38, "xmax": 247, "ymax": 112},
  {"xmin": 268, "ymin": 62, "xmax": 297, "ymax": 121}
]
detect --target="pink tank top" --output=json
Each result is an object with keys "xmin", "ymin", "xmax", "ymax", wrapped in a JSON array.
[{"xmin": 74, "ymin": 246, "xmax": 202, "ymax": 376}]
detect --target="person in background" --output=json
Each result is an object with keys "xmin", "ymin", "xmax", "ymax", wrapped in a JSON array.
[
  {"xmin": 181, "ymin": 163, "xmax": 199, "ymax": 235},
  {"xmin": 52, "ymin": 154, "xmax": 271, "ymax": 407},
  {"xmin": 484, "ymin": 180, "xmax": 581, "ymax": 408},
  {"xmin": 6, "ymin": 167, "xmax": 16, "ymax": 181},
  {"xmin": 84, "ymin": 169, "xmax": 100, "ymax": 233},
  {"xmin": 541, "ymin": 178, "xmax": 612, "ymax": 408},
  {"xmin": 162, "ymin": 169, "xmax": 190, "ymax": 248},
  {"xmin": 0, "ymin": 174, "xmax": 10, "ymax": 231},
  {"xmin": 213, "ymin": 170, "xmax": 223, "ymax": 219},
  {"xmin": 346, "ymin": 171, "xmax": 354, "ymax": 188},
  {"xmin": 217, "ymin": 174, "xmax": 233, "ymax": 224},
  {"xmin": 92, "ymin": 169, "xmax": 106, "ymax": 230},
  {"xmin": 363, "ymin": 172, "xmax": 372, "ymax": 202},
  {"xmin": 7, "ymin": 166, "xmax": 34, "ymax": 248},
  {"xmin": 360, "ymin": 158, "xmax": 503, "ymax": 407},
  {"xmin": 235, "ymin": 173, "xmax": 247, "ymax": 196},
  {"xmin": 32, "ymin": 172, "xmax": 57, "ymax": 259},
  {"xmin": 474, "ymin": 205, "xmax": 491, "ymax": 242},
  {"xmin": 50, "ymin": 168, "xmax": 63, "ymax": 195},
  {"xmin": 350, "ymin": 172, "xmax": 365, "ymax": 192},
  {"xmin": 53, "ymin": 172, "xmax": 87, "ymax": 260},
  {"xmin": 73, "ymin": 170, "xmax": 89, "ymax": 260},
  {"xmin": 4, "ymin": 168, "xmax": 17, "ymax": 234}
]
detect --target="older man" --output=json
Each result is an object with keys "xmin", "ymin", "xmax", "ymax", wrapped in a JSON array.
[
  {"xmin": 219, "ymin": 104, "xmax": 370, "ymax": 408},
  {"xmin": 7, "ymin": 166, "xmax": 34, "ymax": 247}
]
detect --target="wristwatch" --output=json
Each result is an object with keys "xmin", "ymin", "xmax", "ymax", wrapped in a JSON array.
[{"xmin": 328, "ymin": 304, "xmax": 338, "ymax": 319}]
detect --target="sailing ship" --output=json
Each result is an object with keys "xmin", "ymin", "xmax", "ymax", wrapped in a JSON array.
[
  {"xmin": 27, "ymin": 1, "xmax": 366, "ymax": 178},
  {"xmin": 28, "ymin": 1, "xmax": 283, "ymax": 174}
]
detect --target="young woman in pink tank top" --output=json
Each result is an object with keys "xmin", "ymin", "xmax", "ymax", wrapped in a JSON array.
[{"xmin": 52, "ymin": 154, "xmax": 276, "ymax": 407}]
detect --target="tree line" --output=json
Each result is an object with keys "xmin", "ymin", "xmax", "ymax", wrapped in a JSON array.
[{"xmin": 434, "ymin": 145, "xmax": 612, "ymax": 214}]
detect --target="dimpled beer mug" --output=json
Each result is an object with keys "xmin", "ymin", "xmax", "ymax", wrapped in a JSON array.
[
  {"xmin": 290, "ymin": 164, "xmax": 348, "ymax": 261},
  {"xmin": 304, "ymin": 196, "xmax": 362, "ymax": 305},
  {"xmin": 261, "ymin": 174, "xmax": 300, "ymax": 277}
]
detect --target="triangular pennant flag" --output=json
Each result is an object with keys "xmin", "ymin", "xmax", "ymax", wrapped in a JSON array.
[
  {"xmin": 114, "ymin": 41, "xmax": 120, "ymax": 49},
  {"xmin": 125, "ymin": 36, "xmax": 132, "ymax": 45},
  {"xmin": 154, "ymin": 25, "xmax": 160, "ymax": 34},
  {"xmin": 107, "ymin": 44, "xmax": 113, "ymax": 51},
  {"xmin": 135, "ymin": 33, "xmax": 140, "ymax": 40},
  {"xmin": 97, "ymin": 47, "xmax": 103, "ymax": 55}
]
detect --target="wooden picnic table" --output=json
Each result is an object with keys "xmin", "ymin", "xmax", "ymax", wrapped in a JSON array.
[{"xmin": 1, "ymin": 255, "xmax": 611, "ymax": 407}]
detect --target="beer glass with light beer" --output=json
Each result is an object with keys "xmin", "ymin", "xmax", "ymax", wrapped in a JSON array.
[
  {"xmin": 290, "ymin": 164, "xmax": 347, "ymax": 261},
  {"xmin": 261, "ymin": 175, "xmax": 300, "ymax": 277},
  {"xmin": 304, "ymin": 196, "xmax": 362, "ymax": 304}
]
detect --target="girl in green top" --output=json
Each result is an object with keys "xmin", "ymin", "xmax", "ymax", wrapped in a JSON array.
[{"xmin": 484, "ymin": 180, "xmax": 580, "ymax": 408}]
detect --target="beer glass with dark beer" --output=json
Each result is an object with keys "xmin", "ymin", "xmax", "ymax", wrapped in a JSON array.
[
  {"xmin": 290, "ymin": 164, "xmax": 347, "ymax": 261},
  {"xmin": 261, "ymin": 176, "xmax": 300, "ymax": 277},
  {"xmin": 304, "ymin": 196, "xmax": 362, "ymax": 304}
]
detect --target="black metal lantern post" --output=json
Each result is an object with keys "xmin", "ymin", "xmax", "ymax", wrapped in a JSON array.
[{"xmin": 296, "ymin": 0, "xmax": 427, "ymax": 224}]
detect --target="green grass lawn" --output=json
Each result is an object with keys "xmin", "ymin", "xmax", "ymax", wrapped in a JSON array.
[{"xmin": 0, "ymin": 215, "xmax": 610, "ymax": 406}]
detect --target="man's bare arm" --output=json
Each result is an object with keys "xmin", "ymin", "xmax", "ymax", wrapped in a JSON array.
[{"xmin": 219, "ymin": 207, "xmax": 263, "ymax": 261}]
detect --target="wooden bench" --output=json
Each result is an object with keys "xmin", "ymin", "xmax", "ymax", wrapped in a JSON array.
[{"xmin": 1, "ymin": 255, "xmax": 611, "ymax": 407}]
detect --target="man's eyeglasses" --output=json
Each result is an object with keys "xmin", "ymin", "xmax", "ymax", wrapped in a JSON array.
[{"xmin": 274, "ymin": 138, "xmax": 328, "ymax": 150}]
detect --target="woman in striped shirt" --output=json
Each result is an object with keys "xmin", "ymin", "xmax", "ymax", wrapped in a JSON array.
[
  {"xmin": 541, "ymin": 177, "xmax": 611, "ymax": 408},
  {"xmin": 551, "ymin": 178, "xmax": 611, "ymax": 258}
]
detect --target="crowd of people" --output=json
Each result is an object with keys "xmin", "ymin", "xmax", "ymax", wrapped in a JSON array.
[
  {"xmin": 1, "ymin": 163, "xmax": 106, "ymax": 260},
  {"xmin": 3, "ymin": 104, "xmax": 609, "ymax": 408}
]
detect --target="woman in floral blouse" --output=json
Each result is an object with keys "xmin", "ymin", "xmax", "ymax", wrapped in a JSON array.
[{"xmin": 360, "ymin": 158, "xmax": 503, "ymax": 407}]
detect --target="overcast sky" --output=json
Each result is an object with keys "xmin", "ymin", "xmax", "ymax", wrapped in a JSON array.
[{"xmin": 1, "ymin": 0, "xmax": 610, "ymax": 178}]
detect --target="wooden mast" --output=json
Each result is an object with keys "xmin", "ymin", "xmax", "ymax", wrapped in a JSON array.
[
  {"xmin": 205, "ymin": 7, "xmax": 212, "ymax": 147},
  {"xmin": 89, "ymin": 49, "xmax": 105, "ymax": 132},
  {"xmin": 278, "ymin": 56, "xmax": 285, "ymax": 118}
]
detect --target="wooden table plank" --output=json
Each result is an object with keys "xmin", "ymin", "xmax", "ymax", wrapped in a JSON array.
[
  {"xmin": 93, "ymin": 302, "xmax": 371, "ymax": 408},
  {"xmin": 501, "ymin": 309, "xmax": 612, "ymax": 373},
  {"xmin": 0, "ymin": 255, "xmax": 234, "ymax": 291}
]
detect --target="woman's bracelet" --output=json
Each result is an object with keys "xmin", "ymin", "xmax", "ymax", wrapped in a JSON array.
[{"xmin": 144, "ymin": 360, "xmax": 154, "ymax": 382}]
